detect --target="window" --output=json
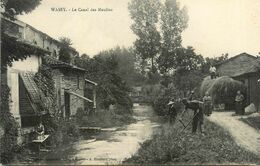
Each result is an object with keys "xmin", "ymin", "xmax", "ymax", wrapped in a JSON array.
[{"xmin": 33, "ymin": 39, "xmax": 37, "ymax": 45}]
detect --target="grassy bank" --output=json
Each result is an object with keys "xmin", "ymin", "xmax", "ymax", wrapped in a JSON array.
[{"xmin": 124, "ymin": 111, "xmax": 260, "ymax": 165}]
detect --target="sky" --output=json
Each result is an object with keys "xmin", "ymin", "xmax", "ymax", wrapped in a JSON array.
[{"xmin": 18, "ymin": 0, "xmax": 260, "ymax": 58}]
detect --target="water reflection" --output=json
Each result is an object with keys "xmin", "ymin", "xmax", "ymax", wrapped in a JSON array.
[{"xmin": 24, "ymin": 105, "xmax": 159, "ymax": 165}]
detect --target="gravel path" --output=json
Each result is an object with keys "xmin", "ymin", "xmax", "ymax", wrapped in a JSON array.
[{"xmin": 207, "ymin": 112, "xmax": 260, "ymax": 156}]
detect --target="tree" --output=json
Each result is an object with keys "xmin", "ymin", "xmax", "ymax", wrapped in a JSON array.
[
  {"xmin": 2, "ymin": 0, "xmax": 41, "ymax": 15},
  {"xmin": 172, "ymin": 47, "xmax": 205, "ymax": 94},
  {"xmin": 59, "ymin": 37, "xmax": 73, "ymax": 47},
  {"xmin": 58, "ymin": 37, "xmax": 74, "ymax": 63},
  {"xmin": 175, "ymin": 46, "xmax": 204, "ymax": 71},
  {"xmin": 157, "ymin": 0, "xmax": 188, "ymax": 74},
  {"xmin": 74, "ymin": 49, "xmax": 133, "ymax": 112},
  {"xmin": 128, "ymin": 0, "xmax": 161, "ymax": 73},
  {"xmin": 201, "ymin": 53, "xmax": 229, "ymax": 74}
]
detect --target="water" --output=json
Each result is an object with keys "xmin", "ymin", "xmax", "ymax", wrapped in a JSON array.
[{"xmin": 24, "ymin": 105, "xmax": 159, "ymax": 165}]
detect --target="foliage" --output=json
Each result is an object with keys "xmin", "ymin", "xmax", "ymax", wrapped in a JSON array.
[
  {"xmin": 58, "ymin": 37, "xmax": 77, "ymax": 64},
  {"xmin": 157, "ymin": 0, "xmax": 188, "ymax": 74},
  {"xmin": 2, "ymin": 0, "xmax": 41, "ymax": 15},
  {"xmin": 59, "ymin": 37, "xmax": 73, "ymax": 46},
  {"xmin": 96, "ymin": 47, "xmax": 145, "ymax": 86},
  {"xmin": 74, "ymin": 48, "xmax": 133, "ymax": 112},
  {"xmin": 34, "ymin": 60, "xmax": 79, "ymax": 147},
  {"xmin": 128, "ymin": 0, "xmax": 161, "ymax": 72},
  {"xmin": 176, "ymin": 47, "xmax": 204, "ymax": 71},
  {"xmin": 173, "ymin": 69, "xmax": 204, "ymax": 97},
  {"xmin": 141, "ymin": 84, "xmax": 161, "ymax": 103},
  {"xmin": 200, "ymin": 76, "xmax": 246, "ymax": 105},
  {"xmin": 58, "ymin": 47, "xmax": 72, "ymax": 64},
  {"xmin": 158, "ymin": 46, "xmax": 205, "ymax": 94},
  {"xmin": 201, "ymin": 54, "xmax": 229, "ymax": 74},
  {"xmin": 240, "ymin": 115, "xmax": 260, "ymax": 131},
  {"xmin": 0, "ymin": 84, "xmax": 19, "ymax": 164},
  {"xmin": 49, "ymin": 119, "xmax": 80, "ymax": 147},
  {"xmin": 152, "ymin": 84, "xmax": 182, "ymax": 116},
  {"xmin": 34, "ymin": 64, "xmax": 57, "ymax": 116},
  {"xmin": 124, "ymin": 111, "xmax": 260, "ymax": 164},
  {"xmin": 1, "ymin": 33, "xmax": 48, "ymax": 70},
  {"xmin": 34, "ymin": 65, "xmax": 55, "ymax": 100}
]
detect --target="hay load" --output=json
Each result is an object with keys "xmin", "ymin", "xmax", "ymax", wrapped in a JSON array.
[
  {"xmin": 200, "ymin": 76, "xmax": 215, "ymax": 97},
  {"xmin": 200, "ymin": 76, "xmax": 246, "ymax": 107}
]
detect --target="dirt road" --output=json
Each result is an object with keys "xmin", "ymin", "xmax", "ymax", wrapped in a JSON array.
[{"xmin": 207, "ymin": 112, "xmax": 260, "ymax": 156}]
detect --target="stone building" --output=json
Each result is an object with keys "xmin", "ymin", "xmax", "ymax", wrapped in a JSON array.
[
  {"xmin": 43, "ymin": 56, "xmax": 94, "ymax": 117},
  {"xmin": 1, "ymin": 16, "xmax": 96, "ymax": 144}
]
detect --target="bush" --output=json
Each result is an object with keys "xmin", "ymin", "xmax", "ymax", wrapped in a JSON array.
[
  {"xmin": 152, "ymin": 85, "xmax": 182, "ymax": 116},
  {"xmin": 49, "ymin": 119, "xmax": 80, "ymax": 147}
]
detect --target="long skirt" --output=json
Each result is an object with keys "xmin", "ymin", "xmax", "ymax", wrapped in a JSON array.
[
  {"xmin": 235, "ymin": 102, "xmax": 244, "ymax": 115},
  {"xmin": 204, "ymin": 104, "xmax": 212, "ymax": 116}
]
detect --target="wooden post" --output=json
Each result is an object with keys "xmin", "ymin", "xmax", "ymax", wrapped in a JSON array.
[
  {"xmin": 85, "ymin": 79, "xmax": 97, "ymax": 113},
  {"xmin": 93, "ymin": 85, "xmax": 96, "ymax": 111}
]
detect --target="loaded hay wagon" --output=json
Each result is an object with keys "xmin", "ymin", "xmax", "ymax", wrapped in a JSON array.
[{"xmin": 200, "ymin": 76, "xmax": 246, "ymax": 111}]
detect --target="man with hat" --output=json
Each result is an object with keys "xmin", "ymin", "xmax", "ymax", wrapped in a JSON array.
[
  {"xmin": 167, "ymin": 99, "xmax": 177, "ymax": 124},
  {"xmin": 188, "ymin": 91, "xmax": 195, "ymax": 101},
  {"xmin": 181, "ymin": 98, "xmax": 205, "ymax": 134}
]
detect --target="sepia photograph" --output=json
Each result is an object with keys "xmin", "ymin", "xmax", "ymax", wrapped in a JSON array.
[{"xmin": 0, "ymin": 0, "xmax": 260, "ymax": 165}]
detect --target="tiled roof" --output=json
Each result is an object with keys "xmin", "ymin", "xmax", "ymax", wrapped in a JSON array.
[
  {"xmin": 215, "ymin": 52, "xmax": 256, "ymax": 67},
  {"xmin": 19, "ymin": 72, "xmax": 47, "ymax": 116},
  {"xmin": 43, "ymin": 56, "xmax": 86, "ymax": 72},
  {"xmin": 233, "ymin": 59, "xmax": 260, "ymax": 77}
]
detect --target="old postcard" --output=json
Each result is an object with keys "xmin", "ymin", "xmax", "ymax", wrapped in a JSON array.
[{"xmin": 0, "ymin": 0, "xmax": 260, "ymax": 165}]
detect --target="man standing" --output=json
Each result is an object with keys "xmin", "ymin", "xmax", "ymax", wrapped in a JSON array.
[
  {"xmin": 209, "ymin": 65, "xmax": 217, "ymax": 79},
  {"xmin": 167, "ymin": 99, "xmax": 177, "ymax": 124},
  {"xmin": 181, "ymin": 99, "xmax": 204, "ymax": 134}
]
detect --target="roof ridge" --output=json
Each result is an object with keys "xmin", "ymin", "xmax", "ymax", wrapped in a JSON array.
[
  {"xmin": 215, "ymin": 52, "xmax": 256, "ymax": 67},
  {"xmin": 43, "ymin": 56, "xmax": 86, "ymax": 72}
]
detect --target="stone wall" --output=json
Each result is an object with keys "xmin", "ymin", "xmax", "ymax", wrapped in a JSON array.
[
  {"xmin": 53, "ymin": 69, "xmax": 86, "ymax": 117},
  {"xmin": 24, "ymin": 26, "xmax": 60, "ymax": 57}
]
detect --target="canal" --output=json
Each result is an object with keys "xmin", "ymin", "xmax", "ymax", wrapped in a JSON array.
[{"xmin": 26, "ymin": 105, "xmax": 160, "ymax": 165}]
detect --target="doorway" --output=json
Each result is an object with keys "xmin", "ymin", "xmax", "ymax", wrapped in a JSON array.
[{"xmin": 64, "ymin": 92, "xmax": 70, "ymax": 118}]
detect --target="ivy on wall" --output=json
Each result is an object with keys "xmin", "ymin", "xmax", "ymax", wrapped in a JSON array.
[
  {"xmin": 0, "ymin": 84, "xmax": 19, "ymax": 164},
  {"xmin": 1, "ymin": 32, "xmax": 49, "ymax": 70},
  {"xmin": 34, "ymin": 64, "xmax": 57, "ymax": 116}
]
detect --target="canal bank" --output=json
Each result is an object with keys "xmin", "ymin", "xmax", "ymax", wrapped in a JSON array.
[
  {"xmin": 12, "ymin": 105, "xmax": 160, "ymax": 165},
  {"xmin": 124, "ymin": 111, "xmax": 260, "ymax": 165}
]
